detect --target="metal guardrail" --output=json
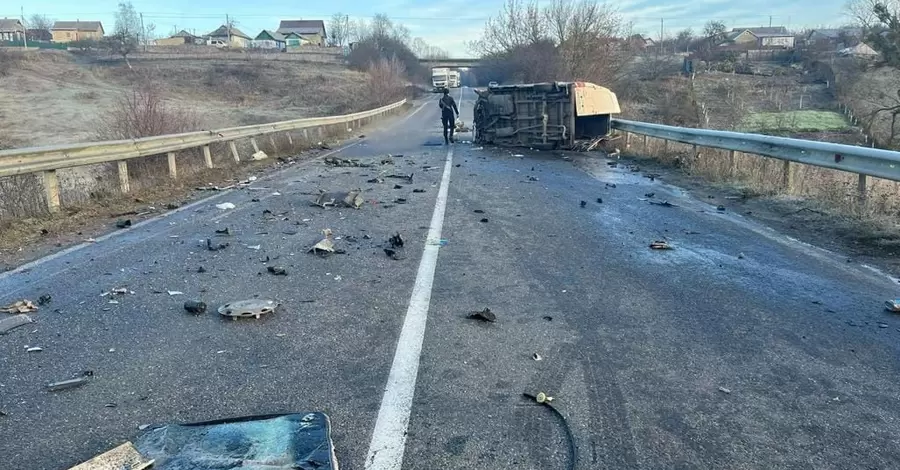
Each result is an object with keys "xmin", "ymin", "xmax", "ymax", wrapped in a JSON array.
[
  {"xmin": 0, "ymin": 100, "xmax": 406, "ymax": 212},
  {"xmin": 611, "ymin": 119, "xmax": 900, "ymax": 202}
]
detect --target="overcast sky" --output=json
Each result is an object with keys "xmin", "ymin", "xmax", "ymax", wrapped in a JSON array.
[{"xmin": 5, "ymin": 0, "xmax": 854, "ymax": 56}]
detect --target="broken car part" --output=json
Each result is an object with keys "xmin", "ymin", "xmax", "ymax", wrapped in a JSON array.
[
  {"xmin": 184, "ymin": 301, "xmax": 208, "ymax": 315},
  {"xmin": 267, "ymin": 266, "xmax": 288, "ymax": 276},
  {"xmin": 468, "ymin": 308, "xmax": 497, "ymax": 322},
  {"xmin": 218, "ymin": 299, "xmax": 278, "ymax": 320},
  {"xmin": 649, "ymin": 241, "xmax": 672, "ymax": 250},
  {"xmin": 0, "ymin": 314, "xmax": 33, "ymax": 334},
  {"xmin": 1, "ymin": 300, "xmax": 38, "ymax": 314}
]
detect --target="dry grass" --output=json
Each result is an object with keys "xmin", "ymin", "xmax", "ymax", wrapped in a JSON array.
[{"xmin": 625, "ymin": 136, "xmax": 900, "ymax": 220}]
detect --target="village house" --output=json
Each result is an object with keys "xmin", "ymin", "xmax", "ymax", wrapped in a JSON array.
[
  {"xmin": 50, "ymin": 21, "xmax": 104, "ymax": 42},
  {"xmin": 252, "ymin": 30, "xmax": 286, "ymax": 50},
  {"xmin": 276, "ymin": 20, "xmax": 327, "ymax": 47},
  {"xmin": 0, "ymin": 18, "xmax": 25, "ymax": 42},
  {"xmin": 206, "ymin": 25, "xmax": 251, "ymax": 48},
  {"xmin": 725, "ymin": 26, "xmax": 794, "ymax": 48}
]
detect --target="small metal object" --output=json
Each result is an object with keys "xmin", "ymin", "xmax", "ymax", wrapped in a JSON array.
[
  {"xmin": 184, "ymin": 300, "xmax": 207, "ymax": 314},
  {"xmin": 218, "ymin": 300, "xmax": 277, "ymax": 320}
]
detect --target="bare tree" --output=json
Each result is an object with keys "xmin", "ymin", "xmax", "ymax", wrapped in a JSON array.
[
  {"xmin": 329, "ymin": 13, "xmax": 350, "ymax": 47},
  {"xmin": 473, "ymin": 0, "xmax": 628, "ymax": 85},
  {"xmin": 703, "ymin": 20, "xmax": 727, "ymax": 39},
  {"xmin": 28, "ymin": 14, "xmax": 53, "ymax": 35},
  {"xmin": 108, "ymin": 1, "xmax": 141, "ymax": 68},
  {"xmin": 845, "ymin": 0, "xmax": 900, "ymax": 28},
  {"xmin": 471, "ymin": 0, "xmax": 547, "ymax": 56},
  {"xmin": 676, "ymin": 28, "xmax": 693, "ymax": 52}
]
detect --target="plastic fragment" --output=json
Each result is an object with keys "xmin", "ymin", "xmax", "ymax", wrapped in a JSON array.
[
  {"xmin": 0, "ymin": 314, "xmax": 33, "ymax": 334},
  {"xmin": 47, "ymin": 377, "xmax": 89, "ymax": 392},
  {"xmin": 215, "ymin": 203, "xmax": 236, "ymax": 210}
]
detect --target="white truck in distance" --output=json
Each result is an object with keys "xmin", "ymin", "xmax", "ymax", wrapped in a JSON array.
[
  {"xmin": 432, "ymin": 67, "xmax": 450, "ymax": 92},
  {"xmin": 448, "ymin": 70, "xmax": 460, "ymax": 88}
]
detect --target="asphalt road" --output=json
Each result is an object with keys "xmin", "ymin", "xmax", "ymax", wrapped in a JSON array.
[{"xmin": 3, "ymin": 88, "xmax": 900, "ymax": 470}]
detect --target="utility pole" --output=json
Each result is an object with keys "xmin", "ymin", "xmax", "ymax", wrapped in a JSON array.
[
  {"xmin": 769, "ymin": 16, "xmax": 772, "ymax": 27},
  {"xmin": 226, "ymin": 14, "xmax": 231, "ymax": 46},
  {"xmin": 20, "ymin": 6, "xmax": 27, "ymax": 48},
  {"xmin": 140, "ymin": 12, "xmax": 146, "ymax": 51}
]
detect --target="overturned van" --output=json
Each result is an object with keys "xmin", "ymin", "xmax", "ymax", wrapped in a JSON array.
[{"xmin": 473, "ymin": 81, "xmax": 620, "ymax": 149}]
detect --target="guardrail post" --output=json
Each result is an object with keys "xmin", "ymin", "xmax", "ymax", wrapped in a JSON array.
[
  {"xmin": 286, "ymin": 133, "xmax": 294, "ymax": 147},
  {"xmin": 642, "ymin": 135, "xmax": 648, "ymax": 151},
  {"xmin": 42, "ymin": 170, "xmax": 60, "ymax": 213},
  {"xmin": 269, "ymin": 135, "xmax": 278, "ymax": 153},
  {"xmin": 728, "ymin": 150, "xmax": 736, "ymax": 177},
  {"xmin": 117, "ymin": 161, "xmax": 130, "ymax": 193},
  {"xmin": 692, "ymin": 144, "xmax": 700, "ymax": 158},
  {"xmin": 782, "ymin": 161, "xmax": 795, "ymax": 193},
  {"xmin": 167, "ymin": 152, "xmax": 177, "ymax": 178},
  {"xmin": 662, "ymin": 139, "xmax": 668, "ymax": 155},
  {"xmin": 301, "ymin": 129, "xmax": 310, "ymax": 142},
  {"xmin": 228, "ymin": 141, "xmax": 240, "ymax": 162},
  {"xmin": 202, "ymin": 145, "xmax": 213, "ymax": 168},
  {"xmin": 624, "ymin": 132, "xmax": 630, "ymax": 148},
  {"xmin": 250, "ymin": 138, "xmax": 260, "ymax": 153},
  {"xmin": 858, "ymin": 174, "xmax": 868, "ymax": 206}
]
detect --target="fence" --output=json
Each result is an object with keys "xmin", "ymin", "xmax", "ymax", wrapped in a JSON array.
[
  {"xmin": 612, "ymin": 119, "xmax": 900, "ymax": 205},
  {"xmin": 0, "ymin": 100, "xmax": 407, "ymax": 213}
]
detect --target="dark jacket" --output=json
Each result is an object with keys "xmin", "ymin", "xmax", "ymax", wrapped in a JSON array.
[{"xmin": 439, "ymin": 94, "xmax": 459, "ymax": 116}]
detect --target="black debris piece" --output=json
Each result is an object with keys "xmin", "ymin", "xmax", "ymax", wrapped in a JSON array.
[
  {"xmin": 262, "ymin": 209, "xmax": 273, "ymax": 215},
  {"xmin": 527, "ymin": 176, "xmax": 539, "ymax": 182},
  {"xmin": 474, "ymin": 209, "xmax": 485, "ymax": 214},
  {"xmin": 267, "ymin": 266, "xmax": 288, "ymax": 276},
  {"xmin": 184, "ymin": 300, "xmax": 207, "ymax": 315},
  {"xmin": 649, "ymin": 200, "xmax": 675, "ymax": 207},
  {"xmin": 455, "ymin": 164, "xmax": 461, "ymax": 167},
  {"xmin": 596, "ymin": 198, "xmax": 603, "ymax": 204},
  {"xmin": 197, "ymin": 266, "xmax": 207, "ymax": 273},
  {"xmin": 480, "ymin": 218, "xmax": 489, "ymax": 223},
  {"xmin": 384, "ymin": 233, "xmax": 406, "ymax": 260},
  {"xmin": 413, "ymin": 189, "xmax": 426, "ymax": 193},
  {"xmin": 468, "ymin": 308, "xmax": 497, "ymax": 323},
  {"xmin": 716, "ymin": 205, "xmax": 726, "ymax": 212},
  {"xmin": 394, "ymin": 184, "xmax": 404, "ymax": 189},
  {"xmin": 395, "ymin": 198, "xmax": 408, "ymax": 204},
  {"xmin": 367, "ymin": 178, "xmax": 384, "ymax": 183},
  {"xmin": 38, "ymin": 294, "xmax": 52, "ymax": 306},
  {"xmin": 251, "ymin": 198, "xmax": 261, "ymax": 202},
  {"xmin": 645, "ymin": 192, "xmax": 655, "ymax": 198},
  {"xmin": 215, "ymin": 227, "xmax": 231, "ymax": 235},
  {"xmin": 320, "ymin": 144, "xmax": 332, "ymax": 150},
  {"xmin": 116, "ymin": 219, "xmax": 132, "ymax": 229},
  {"xmin": 389, "ymin": 233, "xmax": 404, "ymax": 248},
  {"xmin": 605, "ymin": 183, "xmax": 617, "ymax": 188},
  {"xmin": 542, "ymin": 315, "xmax": 553, "ymax": 321},
  {"xmin": 165, "ymin": 202, "xmax": 180, "ymax": 210},
  {"xmin": 207, "ymin": 239, "xmax": 229, "ymax": 251},
  {"xmin": 580, "ymin": 201, "xmax": 587, "ymax": 208},
  {"xmin": 386, "ymin": 173, "xmax": 414, "ymax": 183}
]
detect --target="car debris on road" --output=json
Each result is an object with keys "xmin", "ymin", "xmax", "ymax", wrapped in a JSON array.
[
  {"xmin": 468, "ymin": 308, "xmax": 497, "ymax": 322},
  {"xmin": 324, "ymin": 156, "xmax": 369, "ymax": 167},
  {"xmin": 1, "ymin": 300, "xmax": 38, "ymax": 314},
  {"xmin": 218, "ymin": 299, "xmax": 278, "ymax": 320},
  {"xmin": 885, "ymin": 299, "xmax": 900, "ymax": 312},
  {"xmin": 184, "ymin": 301, "xmax": 207, "ymax": 315},
  {"xmin": 384, "ymin": 233, "xmax": 406, "ymax": 260},
  {"xmin": 313, "ymin": 190, "xmax": 364, "ymax": 209},
  {"xmin": 650, "ymin": 240, "xmax": 672, "ymax": 250},
  {"xmin": 267, "ymin": 266, "xmax": 288, "ymax": 276},
  {"xmin": 116, "ymin": 219, "xmax": 132, "ymax": 229},
  {"xmin": 207, "ymin": 238, "xmax": 229, "ymax": 251},
  {"xmin": 0, "ymin": 314, "xmax": 33, "ymax": 334}
]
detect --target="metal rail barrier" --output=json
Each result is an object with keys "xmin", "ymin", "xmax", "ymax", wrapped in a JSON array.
[
  {"xmin": 0, "ymin": 100, "xmax": 407, "ymax": 212},
  {"xmin": 611, "ymin": 119, "xmax": 900, "ymax": 203}
]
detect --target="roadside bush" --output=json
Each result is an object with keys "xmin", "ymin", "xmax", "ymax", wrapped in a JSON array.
[
  {"xmin": 0, "ymin": 49, "xmax": 25, "ymax": 77},
  {"xmin": 364, "ymin": 56, "xmax": 408, "ymax": 108},
  {"xmin": 95, "ymin": 82, "xmax": 200, "ymax": 140},
  {"xmin": 347, "ymin": 35, "xmax": 425, "ymax": 80}
]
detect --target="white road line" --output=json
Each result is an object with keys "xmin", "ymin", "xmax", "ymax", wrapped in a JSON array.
[{"xmin": 364, "ymin": 146, "xmax": 454, "ymax": 470}]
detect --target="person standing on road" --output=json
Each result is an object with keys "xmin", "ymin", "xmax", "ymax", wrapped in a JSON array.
[{"xmin": 438, "ymin": 88, "xmax": 459, "ymax": 144}]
